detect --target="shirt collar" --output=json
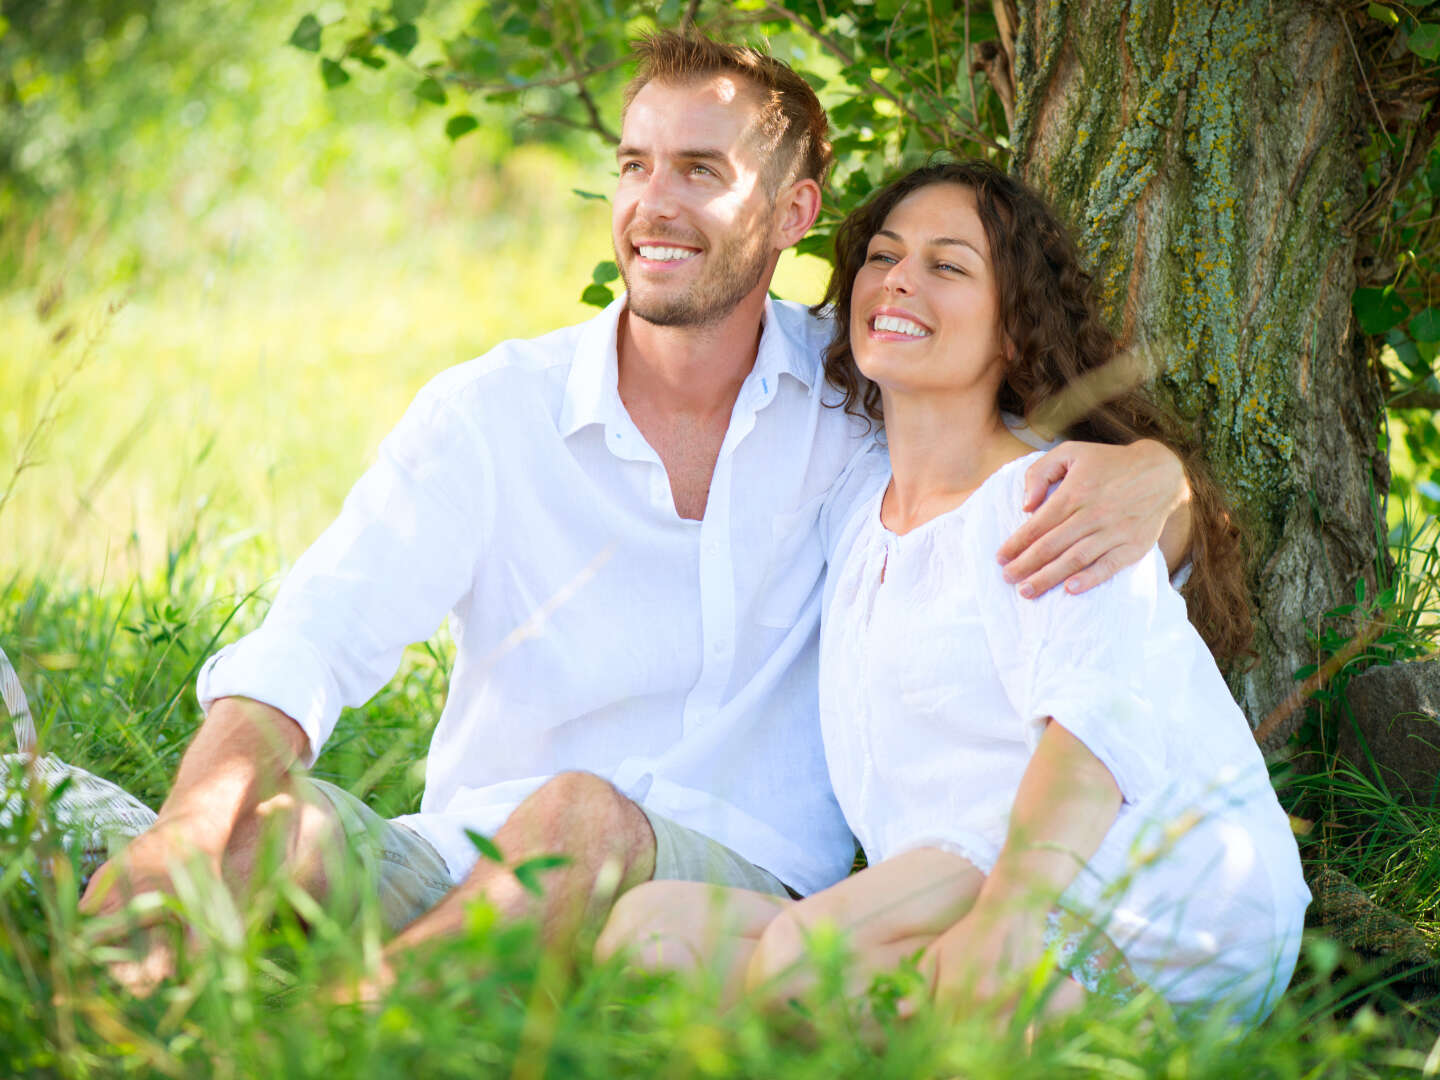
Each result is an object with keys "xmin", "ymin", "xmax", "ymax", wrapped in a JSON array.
[
  {"xmin": 558, "ymin": 293, "xmax": 817, "ymax": 440},
  {"xmin": 752, "ymin": 294, "xmax": 817, "ymax": 392},
  {"xmin": 558, "ymin": 295, "xmax": 628, "ymax": 438}
]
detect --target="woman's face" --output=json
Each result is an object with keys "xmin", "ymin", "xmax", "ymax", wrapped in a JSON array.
[{"xmin": 849, "ymin": 182, "xmax": 1007, "ymax": 402}]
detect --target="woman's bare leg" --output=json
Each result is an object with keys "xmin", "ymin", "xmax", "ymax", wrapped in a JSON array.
[
  {"xmin": 747, "ymin": 847, "xmax": 987, "ymax": 1003},
  {"xmin": 595, "ymin": 881, "xmax": 789, "ymax": 1004}
]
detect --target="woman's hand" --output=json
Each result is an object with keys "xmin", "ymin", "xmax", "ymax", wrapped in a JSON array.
[{"xmin": 901, "ymin": 906, "xmax": 1050, "ymax": 1025}]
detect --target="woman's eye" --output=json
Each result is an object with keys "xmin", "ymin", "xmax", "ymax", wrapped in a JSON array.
[
  {"xmin": 867, "ymin": 251, "xmax": 896, "ymax": 265},
  {"xmin": 936, "ymin": 261, "xmax": 964, "ymax": 274}
]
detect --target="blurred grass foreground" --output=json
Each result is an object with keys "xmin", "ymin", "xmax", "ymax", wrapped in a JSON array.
[{"xmin": 2, "ymin": 2, "xmax": 1440, "ymax": 1078}]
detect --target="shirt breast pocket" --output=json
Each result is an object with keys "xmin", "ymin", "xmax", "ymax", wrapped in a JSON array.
[{"xmin": 754, "ymin": 493, "xmax": 826, "ymax": 629}]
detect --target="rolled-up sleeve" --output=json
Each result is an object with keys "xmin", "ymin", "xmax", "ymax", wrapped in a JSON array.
[
  {"xmin": 197, "ymin": 376, "xmax": 494, "ymax": 763},
  {"xmin": 962, "ymin": 461, "xmax": 1168, "ymax": 804}
]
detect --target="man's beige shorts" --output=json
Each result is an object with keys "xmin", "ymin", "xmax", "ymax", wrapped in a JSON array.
[{"xmin": 310, "ymin": 778, "xmax": 791, "ymax": 934}]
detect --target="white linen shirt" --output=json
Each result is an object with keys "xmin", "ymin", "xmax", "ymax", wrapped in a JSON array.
[{"xmin": 197, "ymin": 296, "xmax": 871, "ymax": 894}]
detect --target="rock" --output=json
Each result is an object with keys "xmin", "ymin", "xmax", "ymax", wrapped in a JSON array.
[{"xmin": 1340, "ymin": 660, "xmax": 1440, "ymax": 804}]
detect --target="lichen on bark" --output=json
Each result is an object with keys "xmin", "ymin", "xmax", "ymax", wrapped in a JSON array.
[{"xmin": 1008, "ymin": 0, "xmax": 1384, "ymax": 739}]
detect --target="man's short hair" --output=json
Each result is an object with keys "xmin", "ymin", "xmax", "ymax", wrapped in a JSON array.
[{"xmin": 624, "ymin": 30, "xmax": 833, "ymax": 192}]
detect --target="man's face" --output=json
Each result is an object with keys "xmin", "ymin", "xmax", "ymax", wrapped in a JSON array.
[{"xmin": 613, "ymin": 75, "xmax": 780, "ymax": 328}]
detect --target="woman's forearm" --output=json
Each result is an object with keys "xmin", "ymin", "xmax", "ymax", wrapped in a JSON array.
[{"xmin": 971, "ymin": 720, "xmax": 1123, "ymax": 920}]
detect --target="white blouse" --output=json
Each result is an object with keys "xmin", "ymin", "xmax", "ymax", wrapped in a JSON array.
[{"xmin": 819, "ymin": 451, "xmax": 1311, "ymax": 1020}]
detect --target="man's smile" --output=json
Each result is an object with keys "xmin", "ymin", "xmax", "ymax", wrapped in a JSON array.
[
  {"xmin": 636, "ymin": 244, "xmax": 700, "ymax": 262},
  {"xmin": 631, "ymin": 241, "xmax": 703, "ymax": 270}
]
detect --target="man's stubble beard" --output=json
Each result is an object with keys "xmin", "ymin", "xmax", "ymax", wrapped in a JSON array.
[{"xmin": 618, "ymin": 218, "xmax": 774, "ymax": 329}]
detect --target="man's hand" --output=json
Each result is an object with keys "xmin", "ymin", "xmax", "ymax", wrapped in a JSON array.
[
  {"xmin": 78, "ymin": 697, "xmax": 311, "ymax": 996},
  {"xmin": 996, "ymin": 440, "xmax": 1190, "ymax": 598},
  {"xmin": 80, "ymin": 823, "xmax": 219, "ymax": 996}
]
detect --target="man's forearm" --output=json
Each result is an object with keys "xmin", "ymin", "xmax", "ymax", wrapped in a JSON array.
[{"xmin": 150, "ymin": 696, "xmax": 311, "ymax": 854}]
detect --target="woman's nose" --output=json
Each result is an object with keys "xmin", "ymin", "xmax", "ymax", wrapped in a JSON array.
[{"xmin": 883, "ymin": 256, "xmax": 914, "ymax": 294}]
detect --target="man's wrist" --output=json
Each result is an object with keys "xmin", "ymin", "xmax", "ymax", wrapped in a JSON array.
[{"xmin": 143, "ymin": 809, "xmax": 233, "ymax": 861}]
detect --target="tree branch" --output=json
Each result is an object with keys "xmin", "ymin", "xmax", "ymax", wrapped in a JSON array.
[
  {"xmin": 1390, "ymin": 387, "xmax": 1440, "ymax": 411},
  {"xmin": 445, "ymin": 56, "xmax": 630, "ymax": 96},
  {"xmin": 758, "ymin": 2, "xmax": 951, "ymax": 149},
  {"xmin": 881, "ymin": 0, "xmax": 1001, "ymax": 152},
  {"xmin": 555, "ymin": 36, "xmax": 620, "ymax": 145},
  {"xmin": 521, "ymin": 110, "xmax": 615, "ymax": 139}
]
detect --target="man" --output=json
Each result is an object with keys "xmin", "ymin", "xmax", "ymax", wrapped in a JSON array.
[{"xmin": 80, "ymin": 32, "xmax": 1191, "ymax": 995}]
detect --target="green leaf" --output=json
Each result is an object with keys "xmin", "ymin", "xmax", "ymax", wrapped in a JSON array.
[
  {"xmin": 381, "ymin": 23, "xmax": 419, "ymax": 56},
  {"xmin": 0, "ymin": 14, "xmax": 10, "ymax": 40},
  {"xmin": 1407, "ymin": 22, "xmax": 1440, "ymax": 58},
  {"xmin": 794, "ymin": 232, "xmax": 832, "ymax": 260},
  {"xmin": 581, "ymin": 283, "xmax": 615, "ymax": 308},
  {"xmin": 464, "ymin": 829, "xmax": 503, "ymax": 863},
  {"xmin": 415, "ymin": 77, "xmax": 447, "ymax": 105},
  {"xmin": 320, "ymin": 58, "xmax": 350, "ymax": 88},
  {"xmin": 1386, "ymin": 327, "xmax": 1427, "ymax": 377},
  {"xmin": 591, "ymin": 260, "xmax": 619, "ymax": 285},
  {"xmin": 289, "ymin": 13, "xmax": 323, "ymax": 52},
  {"xmin": 572, "ymin": 188, "xmax": 609, "ymax": 202},
  {"xmin": 1411, "ymin": 306, "xmax": 1440, "ymax": 342},
  {"xmin": 392, "ymin": 0, "xmax": 426, "ymax": 20},
  {"xmin": 512, "ymin": 854, "xmax": 572, "ymax": 897},
  {"xmin": 359, "ymin": 54, "xmax": 386, "ymax": 69},
  {"xmin": 445, "ymin": 113, "xmax": 479, "ymax": 140},
  {"xmin": 1353, "ymin": 286, "xmax": 1408, "ymax": 334},
  {"xmin": 1368, "ymin": 2, "xmax": 1399, "ymax": 25}
]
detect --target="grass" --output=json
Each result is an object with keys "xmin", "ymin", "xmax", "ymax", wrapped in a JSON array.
[{"xmin": 4, "ymin": 160, "xmax": 1440, "ymax": 1079}]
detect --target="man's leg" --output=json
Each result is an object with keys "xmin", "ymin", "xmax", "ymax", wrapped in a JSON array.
[
  {"xmin": 228, "ymin": 778, "xmax": 453, "ymax": 934},
  {"xmin": 381, "ymin": 770, "xmax": 657, "ymax": 979}
]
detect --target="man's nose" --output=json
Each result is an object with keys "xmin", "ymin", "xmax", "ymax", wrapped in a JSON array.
[{"xmin": 635, "ymin": 170, "xmax": 679, "ymax": 219}]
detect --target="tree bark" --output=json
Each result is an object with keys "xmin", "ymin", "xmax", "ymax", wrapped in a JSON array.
[{"xmin": 1004, "ymin": 0, "xmax": 1387, "ymax": 747}]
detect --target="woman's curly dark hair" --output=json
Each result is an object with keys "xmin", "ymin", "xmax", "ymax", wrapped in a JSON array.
[{"xmin": 817, "ymin": 160, "xmax": 1253, "ymax": 664}]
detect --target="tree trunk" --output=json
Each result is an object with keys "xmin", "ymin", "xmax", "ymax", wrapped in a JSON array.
[{"xmin": 1004, "ymin": 0, "xmax": 1387, "ymax": 746}]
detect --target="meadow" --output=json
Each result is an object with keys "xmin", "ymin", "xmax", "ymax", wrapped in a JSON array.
[{"xmin": 5, "ymin": 8, "xmax": 1440, "ymax": 1075}]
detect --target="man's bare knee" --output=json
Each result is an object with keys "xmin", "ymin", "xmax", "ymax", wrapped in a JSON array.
[{"xmin": 510, "ymin": 771, "xmax": 653, "ymax": 875}]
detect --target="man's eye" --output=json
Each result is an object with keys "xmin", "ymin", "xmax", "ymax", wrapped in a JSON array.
[
  {"xmin": 690, "ymin": 164, "xmax": 715, "ymax": 177},
  {"xmin": 620, "ymin": 161, "xmax": 644, "ymax": 174}
]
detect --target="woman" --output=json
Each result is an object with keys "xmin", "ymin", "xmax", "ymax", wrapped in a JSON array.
[{"xmin": 597, "ymin": 162, "xmax": 1310, "ymax": 1024}]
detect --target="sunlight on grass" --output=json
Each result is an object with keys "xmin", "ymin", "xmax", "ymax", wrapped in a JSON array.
[{"xmin": 2, "ymin": 161, "xmax": 831, "ymax": 583}]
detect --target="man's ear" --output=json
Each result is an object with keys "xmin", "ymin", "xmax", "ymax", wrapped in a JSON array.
[{"xmin": 773, "ymin": 177, "xmax": 822, "ymax": 251}]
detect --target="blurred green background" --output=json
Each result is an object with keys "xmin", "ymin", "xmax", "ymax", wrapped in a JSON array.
[{"xmin": 0, "ymin": 0, "xmax": 830, "ymax": 584}]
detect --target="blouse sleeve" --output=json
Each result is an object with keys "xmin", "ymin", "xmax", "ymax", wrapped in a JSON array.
[{"xmin": 960, "ymin": 457, "xmax": 1171, "ymax": 804}]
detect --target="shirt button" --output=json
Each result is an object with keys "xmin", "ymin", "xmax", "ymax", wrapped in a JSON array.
[
  {"xmin": 705, "ymin": 541, "xmax": 720, "ymax": 556},
  {"xmin": 712, "ymin": 639, "xmax": 728, "ymax": 655}
]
